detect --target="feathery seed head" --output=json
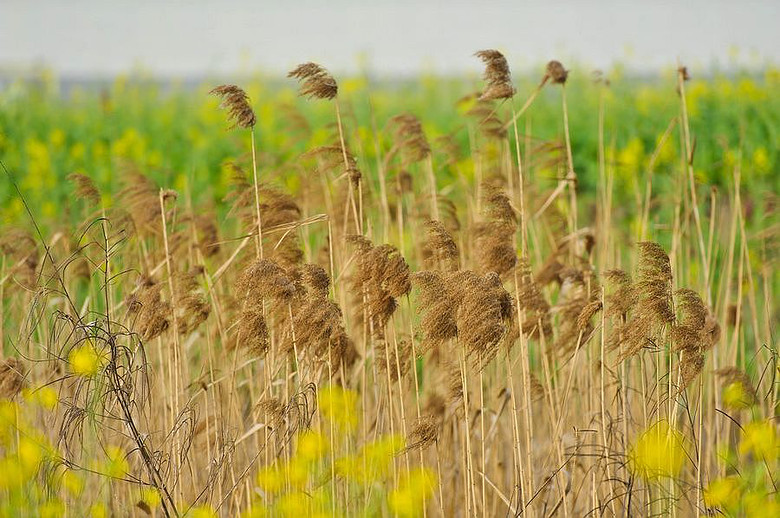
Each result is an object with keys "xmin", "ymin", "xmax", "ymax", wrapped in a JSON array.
[
  {"xmin": 288, "ymin": 62, "xmax": 338, "ymax": 100},
  {"xmin": 209, "ymin": 84, "xmax": 256, "ymax": 129}
]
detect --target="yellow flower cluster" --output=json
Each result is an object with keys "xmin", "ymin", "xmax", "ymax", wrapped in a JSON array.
[
  {"xmin": 628, "ymin": 419, "xmax": 688, "ymax": 481},
  {"xmin": 388, "ymin": 467, "xmax": 438, "ymax": 518}
]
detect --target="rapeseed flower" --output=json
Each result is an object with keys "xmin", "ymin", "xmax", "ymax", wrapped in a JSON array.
[
  {"xmin": 388, "ymin": 467, "xmax": 438, "ymax": 518},
  {"xmin": 318, "ymin": 385, "xmax": 358, "ymax": 431},
  {"xmin": 739, "ymin": 420, "xmax": 778, "ymax": 461},
  {"xmin": 628, "ymin": 419, "xmax": 688, "ymax": 481}
]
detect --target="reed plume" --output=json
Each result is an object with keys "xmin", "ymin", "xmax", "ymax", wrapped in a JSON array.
[
  {"xmin": 68, "ymin": 172, "xmax": 101, "ymax": 207},
  {"xmin": 422, "ymin": 220, "xmax": 459, "ymax": 272},
  {"xmin": 288, "ymin": 63, "xmax": 338, "ymax": 100},
  {"xmin": 474, "ymin": 184, "xmax": 517, "ymax": 278},
  {"xmin": 0, "ymin": 358, "xmax": 25, "ymax": 399},
  {"xmin": 209, "ymin": 85, "xmax": 257, "ymax": 129},
  {"xmin": 475, "ymin": 49, "xmax": 515, "ymax": 101}
]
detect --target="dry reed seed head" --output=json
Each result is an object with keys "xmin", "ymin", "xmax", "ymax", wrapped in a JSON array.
[
  {"xmin": 576, "ymin": 299, "xmax": 603, "ymax": 332},
  {"xmin": 679, "ymin": 350, "xmax": 705, "ymax": 393},
  {"xmin": 173, "ymin": 269, "xmax": 210, "ymax": 335},
  {"xmin": 389, "ymin": 113, "xmax": 431, "ymax": 166},
  {"xmin": 236, "ymin": 308, "xmax": 270, "ymax": 357},
  {"xmin": 465, "ymin": 100, "xmax": 508, "ymax": 140},
  {"xmin": 535, "ymin": 251, "xmax": 565, "ymax": 286},
  {"xmin": 515, "ymin": 257, "xmax": 553, "ymax": 339},
  {"xmin": 118, "ymin": 169, "xmax": 164, "ymax": 236},
  {"xmin": 604, "ymin": 269, "xmax": 637, "ymax": 317},
  {"xmin": 475, "ymin": 49, "xmax": 516, "ymax": 100},
  {"xmin": 636, "ymin": 241, "xmax": 675, "ymax": 325},
  {"xmin": 288, "ymin": 62, "xmax": 338, "ymax": 100},
  {"xmin": 703, "ymin": 314, "xmax": 721, "ymax": 349},
  {"xmin": 192, "ymin": 212, "xmax": 220, "ymax": 257},
  {"xmin": 423, "ymin": 220, "xmax": 459, "ymax": 271},
  {"xmin": 678, "ymin": 66, "xmax": 691, "ymax": 81},
  {"xmin": 406, "ymin": 415, "xmax": 439, "ymax": 451},
  {"xmin": 475, "ymin": 185, "xmax": 517, "ymax": 278},
  {"xmin": 434, "ymin": 134, "xmax": 462, "ymax": 166},
  {"xmin": 0, "ymin": 357, "xmax": 26, "ymax": 399},
  {"xmin": 449, "ymin": 270, "xmax": 511, "ymax": 367},
  {"xmin": 412, "ymin": 271, "xmax": 458, "ymax": 351},
  {"xmin": 300, "ymin": 263, "xmax": 331, "ymax": 298},
  {"xmin": 126, "ymin": 279, "xmax": 171, "ymax": 341},
  {"xmin": 545, "ymin": 60, "xmax": 569, "ymax": 85},
  {"xmin": 675, "ymin": 288, "xmax": 707, "ymax": 330},
  {"xmin": 254, "ymin": 397, "xmax": 285, "ymax": 429},
  {"xmin": 348, "ymin": 237, "xmax": 410, "ymax": 337},
  {"xmin": 374, "ymin": 339, "xmax": 412, "ymax": 382},
  {"xmin": 68, "ymin": 172, "xmax": 101, "ymax": 206},
  {"xmin": 0, "ymin": 228, "xmax": 39, "ymax": 288},
  {"xmin": 209, "ymin": 84, "xmax": 257, "ymax": 129},
  {"xmin": 236, "ymin": 258, "xmax": 296, "ymax": 305}
]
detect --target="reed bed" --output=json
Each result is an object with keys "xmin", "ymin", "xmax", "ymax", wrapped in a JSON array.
[{"xmin": 0, "ymin": 55, "xmax": 777, "ymax": 517}]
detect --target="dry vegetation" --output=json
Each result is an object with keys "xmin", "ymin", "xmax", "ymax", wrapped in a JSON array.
[{"xmin": 0, "ymin": 53, "xmax": 777, "ymax": 517}]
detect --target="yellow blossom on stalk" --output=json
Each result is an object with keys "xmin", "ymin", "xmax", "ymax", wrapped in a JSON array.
[
  {"xmin": 139, "ymin": 487, "xmax": 161, "ymax": 509},
  {"xmin": 739, "ymin": 420, "xmax": 778, "ymax": 460},
  {"xmin": 722, "ymin": 381, "xmax": 753, "ymax": 410},
  {"xmin": 703, "ymin": 476, "xmax": 741, "ymax": 511},
  {"xmin": 336, "ymin": 434, "xmax": 405, "ymax": 483},
  {"xmin": 389, "ymin": 467, "xmax": 438, "ymax": 518},
  {"xmin": 276, "ymin": 492, "xmax": 310, "ymax": 517},
  {"xmin": 296, "ymin": 430, "xmax": 328, "ymax": 463},
  {"xmin": 318, "ymin": 385, "xmax": 358, "ymax": 431},
  {"xmin": 256, "ymin": 459, "xmax": 309, "ymax": 494},
  {"xmin": 188, "ymin": 505, "xmax": 218, "ymax": 518},
  {"xmin": 69, "ymin": 341, "xmax": 104, "ymax": 377},
  {"xmin": 62, "ymin": 470, "xmax": 85, "ymax": 497},
  {"xmin": 22, "ymin": 386, "xmax": 59, "ymax": 411},
  {"xmin": 104, "ymin": 446, "xmax": 129, "ymax": 478},
  {"xmin": 744, "ymin": 490, "xmax": 780, "ymax": 517},
  {"xmin": 0, "ymin": 456, "xmax": 26, "ymax": 490},
  {"xmin": 628, "ymin": 419, "xmax": 688, "ymax": 481},
  {"xmin": 241, "ymin": 502, "xmax": 269, "ymax": 518},
  {"xmin": 38, "ymin": 500, "xmax": 66, "ymax": 518},
  {"xmin": 89, "ymin": 503, "xmax": 108, "ymax": 518},
  {"xmin": 18, "ymin": 436, "xmax": 46, "ymax": 475}
]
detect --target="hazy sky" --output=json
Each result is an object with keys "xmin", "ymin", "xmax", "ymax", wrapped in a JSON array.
[{"xmin": 1, "ymin": 0, "xmax": 778, "ymax": 77}]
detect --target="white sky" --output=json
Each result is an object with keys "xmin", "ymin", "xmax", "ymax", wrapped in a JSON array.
[{"xmin": 1, "ymin": 0, "xmax": 778, "ymax": 77}]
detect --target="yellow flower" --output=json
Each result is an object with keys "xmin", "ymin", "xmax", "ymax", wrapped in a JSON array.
[
  {"xmin": 628, "ymin": 419, "xmax": 688, "ymax": 481},
  {"xmin": 18, "ymin": 436, "xmax": 46, "ymax": 474},
  {"xmin": 104, "ymin": 446, "xmax": 129, "ymax": 478},
  {"xmin": 739, "ymin": 420, "xmax": 778, "ymax": 461},
  {"xmin": 256, "ymin": 463, "xmax": 286, "ymax": 494},
  {"xmin": 703, "ymin": 477, "xmax": 741, "ymax": 510},
  {"xmin": 69, "ymin": 341, "xmax": 104, "ymax": 377},
  {"xmin": 336, "ymin": 434, "xmax": 405, "ymax": 483},
  {"xmin": 744, "ymin": 489, "xmax": 780, "ymax": 517},
  {"xmin": 276, "ymin": 492, "xmax": 310, "ymax": 518},
  {"xmin": 389, "ymin": 467, "xmax": 438, "ymax": 518},
  {"xmin": 139, "ymin": 487, "xmax": 161, "ymax": 509},
  {"xmin": 23, "ymin": 386, "xmax": 59, "ymax": 411},
  {"xmin": 0, "ymin": 456, "xmax": 26, "ymax": 490},
  {"xmin": 39, "ymin": 500, "xmax": 66, "ymax": 518},
  {"xmin": 187, "ymin": 505, "xmax": 218, "ymax": 518},
  {"xmin": 90, "ymin": 503, "xmax": 108, "ymax": 518},
  {"xmin": 296, "ymin": 431, "xmax": 328, "ymax": 463},
  {"xmin": 318, "ymin": 385, "xmax": 358, "ymax": 431},
  {"xmin": 62, "ymin": 470, "xmax": 84, "ymax": 497},
  {"xmin": 722, "ymin": 381, "xmax": 753, "ymax": 410}
]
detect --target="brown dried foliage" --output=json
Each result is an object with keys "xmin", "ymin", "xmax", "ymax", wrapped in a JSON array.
[
  {"xmin": 288, "ymin": 63, "xmax": 338, "ymax": 100},
  {"xmin": 210, "ymin": 84, "xmax": 257, "ymax": 129},
  {"xmin": 475, "ymin": 49, "xmax": 515, "ymax": 101}
]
